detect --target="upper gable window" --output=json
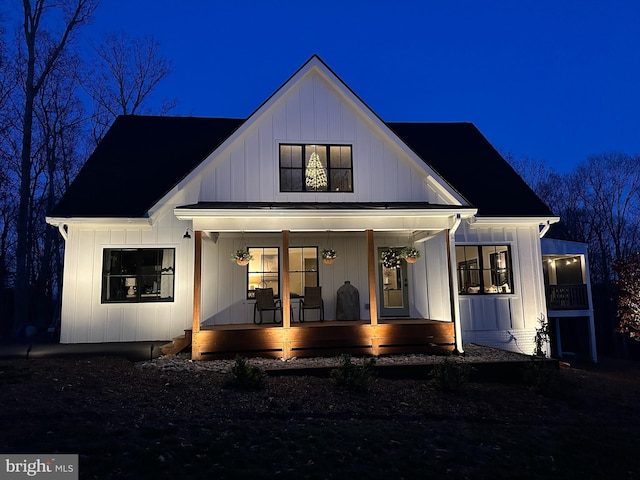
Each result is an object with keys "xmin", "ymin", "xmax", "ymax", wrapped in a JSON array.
[{"xmin": 279, "ymin": 144, "xmax": 353, "ymax": 192}]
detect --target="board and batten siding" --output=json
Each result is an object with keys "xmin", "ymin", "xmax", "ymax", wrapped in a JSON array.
[
  {"xmin": 59, "ymin": 209, "xmax": 193, "ymax": 343},
  {"xmin": 195, "ymin": 71, "xmax": 444, "ymax": 205},
  {"xmin": 454, "ymin": 223, "xmax": 548, "ymax": 354},
  {"xmin": 421, "ymin": 232, "xmax": 453, "ymax": 321}
]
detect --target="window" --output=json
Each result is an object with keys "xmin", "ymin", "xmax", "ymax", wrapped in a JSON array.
[
  {"xmin": 102, "ymin": 248, "xmax": 175, "ymax": 303},
  {"xmin": 289, "ymin": 247, "xmax": 318, "ymax": 297},
  {"xmin": 456, "ymin": 245, "xmax": 513, "ymax": 294},
  {"xmin": 280, "ymin": 144, "xmax": 353, "ymax": 192},
  {"xmin": 247, "ymin": 247, "xmax": 280, "ymax": 299}
]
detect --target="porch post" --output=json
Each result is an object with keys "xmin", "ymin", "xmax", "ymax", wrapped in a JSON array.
[
  {"xmin": 192, "ymin": 230, "xmax": 202, "ymax": 335},
  {"xmin": 282, "ymin": 230, "xmax": 291, "ymax": 359},
  {"xmin": 446, "ymin": 228, "xmax": 464, "ymax": 354},
  {"xmin": 366, "ymin": 229, "xmax": 378, "ymax": 325},
  {"xmin": 282, "ymin": 230, "xmax": 291, "ymax": 329}
]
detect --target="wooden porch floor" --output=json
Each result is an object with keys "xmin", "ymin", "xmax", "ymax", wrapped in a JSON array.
[
  {"xmin": 199, "ymin": 318, "xmax": 442, "ymax": 330},
  {"xmin": 188, "ymin": 319, "xmax": 455, "ymax": 360}
]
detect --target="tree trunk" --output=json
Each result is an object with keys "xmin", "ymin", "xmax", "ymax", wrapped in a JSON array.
[
  {"xmin": 14, "ymin": 25, "xmax": 37, "ymax": 330},
  {"xmin": 14, "ymin": 0, "xmax": 96, "ymax": 332}
]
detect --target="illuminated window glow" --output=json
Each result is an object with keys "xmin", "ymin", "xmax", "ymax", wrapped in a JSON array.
[
  {"xmin": 280, "ymin": 144, "xmax": 353, "ymax": 192},
  {"xmin": 456, "ymin": 245, "xmax": 513, "ymax": 294},
  {"xmin": 247, "ymin": 247, "xmax": 280, "ymax": 299},
  {"xmin": 289, "ymin": 247, "xmax": 318, "ymax": 297},
  {"xmin": 305, "ymin": 151, "xmax": 328, "ymax": 189},
  {"xmin": 102, "ymin": 248, "xmax": 175, "ymax": 303}
]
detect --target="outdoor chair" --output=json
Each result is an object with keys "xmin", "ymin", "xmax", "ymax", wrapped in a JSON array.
[
  {"xmin": 299, "ymin": 286, "xmax": 324, "ymax": 322},
  {"xmin": 253, "ymin": 288, "xmax": 284, "ymax": 325}
]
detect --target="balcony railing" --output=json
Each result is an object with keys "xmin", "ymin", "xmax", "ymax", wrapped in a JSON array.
[{"xmin": 545, "ymin": 284, "xmax": 589, "ymax": 310}]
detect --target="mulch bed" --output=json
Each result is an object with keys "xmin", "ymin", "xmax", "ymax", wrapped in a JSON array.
[{"xmin": 1, "ymin": 354, "xmax": 639, "ymax": 479}]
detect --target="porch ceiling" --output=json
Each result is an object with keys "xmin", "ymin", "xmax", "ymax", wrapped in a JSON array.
[{"xmin": 174, "ymin": 202, "xmax": 477, "ymax": 232}]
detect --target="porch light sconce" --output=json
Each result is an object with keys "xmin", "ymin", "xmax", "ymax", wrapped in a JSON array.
[{"xmin": 183, "ymin": 228, "xmax": 192, "ymax": 239}]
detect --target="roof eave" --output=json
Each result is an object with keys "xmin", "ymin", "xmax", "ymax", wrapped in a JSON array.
[
  {"xmin": 46, "ymin": 216, "xmax": 153, "ymax": 228},
  {"xmin": 469, "ymin": 216, "xmax": 560, "ymax": 227},
  {"xmin": 174, "ymin": 206, "xmax": 478, "ymax": 233}
]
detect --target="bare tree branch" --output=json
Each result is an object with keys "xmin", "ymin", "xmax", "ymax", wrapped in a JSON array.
[{"xmin": 86, "ymin": 31, "xmax": 176, "ymax": 143}]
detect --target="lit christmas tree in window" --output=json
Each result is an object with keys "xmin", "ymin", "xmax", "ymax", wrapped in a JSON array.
[{"xmin": 305, "ymin": 151, "xmax": 328, "ymax": 190}]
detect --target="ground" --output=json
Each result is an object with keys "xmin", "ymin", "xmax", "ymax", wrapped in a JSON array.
[{"xmin": 0, "ymin": 353, "xmax": 639, "ymax": 479}]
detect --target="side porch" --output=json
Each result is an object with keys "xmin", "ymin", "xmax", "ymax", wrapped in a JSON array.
[{"xmin": 541, "ymin": 238, "xmax": 597, "ymax": 362}]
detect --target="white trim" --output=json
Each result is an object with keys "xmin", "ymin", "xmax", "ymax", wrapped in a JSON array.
[
  {"xmin": 46, "ymin": 217, "xmax": 153, "ymax": 228},
  {"xmin": 469, "ymin": 216, "xmax": 560, "ymax": 227},
  {"xmin": 175, "ymin": 207, "xmax": 477, "ymax": 220},
  {"xmin": 539, "ymin": 220, "xmax": 551, "ymax": 238},
  {"xmin": 448, "ymin": 214, "xmax": 464, "ymax": 354},
  {"xmin": 174, "ymin": 207, "xmax": 478, "ymax": 233},
  {"xmin": 57, "ymin": 224, "xmax": 68, "ymax": 241}
]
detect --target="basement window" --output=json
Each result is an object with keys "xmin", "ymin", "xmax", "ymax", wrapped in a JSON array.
[{"xmin": 102, "ymin": 248, "xmax": 175, "ymax": 303}]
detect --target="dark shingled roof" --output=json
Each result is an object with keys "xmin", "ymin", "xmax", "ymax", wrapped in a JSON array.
[
  {"xmin": 50, "ymin": 116, "xmax": 553, "ymax": 218},
  {"xmin": 387, "ymin": 122, "xmax": 554, "ymax": 217},
  {"xmin": 50, "ymin": 116, "xmax": 244, "ymax": 217}
]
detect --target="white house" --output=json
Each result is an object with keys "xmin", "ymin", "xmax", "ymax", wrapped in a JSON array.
[{"xmin": 46, "ymin": 56, "xmax": 558, "ymax": 359}]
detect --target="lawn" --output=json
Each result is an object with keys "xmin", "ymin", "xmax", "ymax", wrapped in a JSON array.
[{"xmin": 0, "ymin": 355, "xmax": 638, "ymax": 479}]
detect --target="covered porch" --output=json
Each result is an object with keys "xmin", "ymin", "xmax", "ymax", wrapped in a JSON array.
[{"xmin": 175, "ymin": 202, "xmax": 475, "ymax": 360}]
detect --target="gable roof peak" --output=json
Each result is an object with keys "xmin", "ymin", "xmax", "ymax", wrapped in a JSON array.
[{"xmin": 49, "ymin": 58, "xmax": 555, "ymax": 220}]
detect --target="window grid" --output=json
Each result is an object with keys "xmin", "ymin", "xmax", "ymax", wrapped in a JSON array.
[
  {"xmin": 288, "ymin": 247, "xmax": 319, "ymax": 297},
  {"xmin": 102, "ymin": 248, "xmax": 175, "ymax": 303},
  {"xmin": 456, "ymin": 245, "xmax": 513, "ymax": 295},
  {"xmin": 279, "ymin": 144, "xmax": 353, "ymax": 192},
  {"xmin": 247, "ymin": 247, "xmax": 280, "ymax": 299}
]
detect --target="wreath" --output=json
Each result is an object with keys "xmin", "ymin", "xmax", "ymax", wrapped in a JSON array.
[{"xmin": 381, "ymin": 249, "xmax": 401, "ymax": 269}]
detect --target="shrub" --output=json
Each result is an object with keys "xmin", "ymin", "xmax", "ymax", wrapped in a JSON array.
[
  {"xmin": 223, "ymin": 356, "xmax": 266, "ymax": 391},
  {"xmin": 330, "ymin": 355, "xmax": 376, "ymax": 393},
  {"xmin": 430, "ymin": 358, "xmax": 471, "ymax": 393},
  {"xmin": 533, "ymin": 315, "xmax": 551, "ymax": 357},
  {"xmin": 522, "ymin": 357, "xmax": 557, "ymax": 394}
]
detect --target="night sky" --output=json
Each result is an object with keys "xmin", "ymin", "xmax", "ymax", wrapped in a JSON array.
[{"xmin": 83, "ymin": 1, "xmax": 640, "ymax": 172}]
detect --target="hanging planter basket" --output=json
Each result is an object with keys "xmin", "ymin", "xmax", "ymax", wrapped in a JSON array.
[
  {"xmin": 400, "ymin": 247, "xmax": 421, "ymax": 264},
  {"xmin": 231, "ymin": 249, "xmax": 253, "ymax": 266},
  {"xmin": 321, "ymin": 248, "xmax": 337, "ymax": 265},
  {"xmin": 381, "ymin": 249, "xmax": 401, "ymax": 269}
]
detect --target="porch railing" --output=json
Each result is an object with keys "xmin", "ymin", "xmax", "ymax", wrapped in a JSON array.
[{"xmin": 545, "ymin": 284, "xmax": 589, "ymax": 310}]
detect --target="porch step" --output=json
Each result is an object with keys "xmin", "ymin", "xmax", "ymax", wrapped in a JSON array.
[{"xmin": 160, "ymin": 329, "xmax": 192, "ymax": 355}]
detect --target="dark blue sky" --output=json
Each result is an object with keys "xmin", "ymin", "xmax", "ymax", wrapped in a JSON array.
[{"xmin": 87, "ymin": 0, "xmax": 640, "ymax": 172}]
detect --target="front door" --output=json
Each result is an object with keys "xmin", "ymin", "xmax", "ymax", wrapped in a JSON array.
[{"xmin": 379, "ymin": 248, "xmax": 410, "ymax": 317}]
